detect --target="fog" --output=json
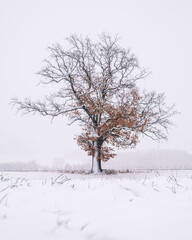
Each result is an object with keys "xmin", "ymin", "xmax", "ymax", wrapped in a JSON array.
[
  {"xmin": 0, "ymin": 0, "xmax": 192, "ymax": 167},
  {"xmin": 1, "ymin": 150, "xmax": 192, "ymax": 171}
]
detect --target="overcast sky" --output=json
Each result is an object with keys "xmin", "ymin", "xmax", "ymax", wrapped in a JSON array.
[{"xmin": 0, "ymin": 0, "xmax": 192, "ymax": 166}]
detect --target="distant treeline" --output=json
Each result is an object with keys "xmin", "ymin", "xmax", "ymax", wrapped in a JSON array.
[{"xmin": 1, "ymin": 150, "xmax": 192, "ymax": 171}]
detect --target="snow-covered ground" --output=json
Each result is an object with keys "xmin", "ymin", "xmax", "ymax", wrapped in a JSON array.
[{"xmin": 1, "ymin": 170, "xmax": 192, "ymax": 240}]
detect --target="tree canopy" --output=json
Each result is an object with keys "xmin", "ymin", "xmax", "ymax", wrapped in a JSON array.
[{"xmin": 12, "ymin": 33, "xmax": 177, "ymax": 173}]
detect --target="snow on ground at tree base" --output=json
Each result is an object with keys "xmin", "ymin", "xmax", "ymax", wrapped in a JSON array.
[{"xmin": 0, "ymin": 171, "xmax": 192, "ymax": 240}]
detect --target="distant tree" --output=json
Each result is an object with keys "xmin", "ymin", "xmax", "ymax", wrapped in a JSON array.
[{"xmin": 12, "ymin": 33, "xmax": 177, "ymax": 173}]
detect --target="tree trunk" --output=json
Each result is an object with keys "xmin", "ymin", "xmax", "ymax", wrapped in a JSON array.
[{"xmin": 91, "ymin": 140, "xmax": 102, "ymax": 174}]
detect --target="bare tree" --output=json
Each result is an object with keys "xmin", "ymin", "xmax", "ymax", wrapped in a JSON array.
[{"xmin": 12, "ymin": 33, "xmax": 177, "ymax": 173}]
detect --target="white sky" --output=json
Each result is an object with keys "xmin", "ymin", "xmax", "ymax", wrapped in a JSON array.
[{"xmin": 0, "ymin": 0, "xmax": 192, "ymax": 165}]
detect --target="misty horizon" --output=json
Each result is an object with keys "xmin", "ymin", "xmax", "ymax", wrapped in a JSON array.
[{"xmin": 1, "ymin": 149, "xmax": 192, "ymax": 171}]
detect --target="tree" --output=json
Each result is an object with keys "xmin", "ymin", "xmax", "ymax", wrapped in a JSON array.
[{"xmin": 12, "ymin": 33, "xmax": 177, "ymax": 173}]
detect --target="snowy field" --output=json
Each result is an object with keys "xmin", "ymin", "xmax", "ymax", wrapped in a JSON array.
[{"xmin": 1, "ymin": 171, "xmax": 192, "ymax": 240}]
